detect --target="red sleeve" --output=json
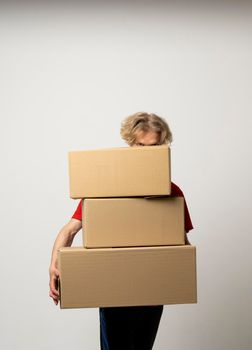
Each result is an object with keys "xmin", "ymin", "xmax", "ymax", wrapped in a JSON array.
[
  {"xmin": 71, "ymin": 200, "xmax": 82, "ymax": 221},
  {"xmin": 171, "ymin": 182, "xmax": 194, "ymax": 233}
]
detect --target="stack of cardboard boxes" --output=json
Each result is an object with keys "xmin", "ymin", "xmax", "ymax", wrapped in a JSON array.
[{"xmin": 58, "ymin": 145, "xmax": 197, "ymax": 309}]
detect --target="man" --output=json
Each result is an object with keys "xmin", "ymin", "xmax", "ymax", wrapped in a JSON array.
[{"xmin": 49, "ymin": 111, "xmax": 193, "ymax": 350}]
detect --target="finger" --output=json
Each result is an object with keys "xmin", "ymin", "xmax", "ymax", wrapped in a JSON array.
[
  {"xmin": 49, "ymin": 283, "xmax": 59, "ymax": 299},
  {"xmin": 50, "ymin": 278, "xmax": 60, "ymax": 296},
  {"xmin": 49, "ymin": 290, "xmax": 58, "ymax": 298},
  {"xmin": 49, "ymin": 291, "xmax": 59, "ymax": 305},
  {"xmin": 50, "ymin": 286, "xmax": 59, "ymax": 297}
]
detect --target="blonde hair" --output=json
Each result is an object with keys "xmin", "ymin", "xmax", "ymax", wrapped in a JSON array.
[{"xmin": 120, "ymin": 112, "xmax": 173, "ymax": 146}]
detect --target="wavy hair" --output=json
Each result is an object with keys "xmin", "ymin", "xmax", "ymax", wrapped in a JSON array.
[{"xmin": 120, "ymin": 112, "xmax": 173, "ymax": 146}]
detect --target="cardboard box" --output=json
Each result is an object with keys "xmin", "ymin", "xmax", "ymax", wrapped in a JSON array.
[
  {"xmin": 83, "ymin": 197, "xmax": 185, "ymax": 248},
  {"xmin": 58, "ymin": 245, "xmax": 197, "ymax": 309},
  {"xmin": 69, "ymin": 145, "xmax": 171, "ymax": 198}
]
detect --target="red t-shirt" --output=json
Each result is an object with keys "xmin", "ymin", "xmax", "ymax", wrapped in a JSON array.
[{"xmin": 72, "ymin": 182, "xmax": 194, "ymax": 233}]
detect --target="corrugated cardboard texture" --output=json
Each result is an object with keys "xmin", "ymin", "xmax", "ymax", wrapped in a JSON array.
[
  {"xmin": 69, "ymin": 145, "xmax": 171, "ymax": 198},
  {"xmin": 83, "ymin": 197, "xmax": 185, "ymax": 247},
  {"xmin": 58, "ymin": 245, "xmax": 197, "ymax": 309}
]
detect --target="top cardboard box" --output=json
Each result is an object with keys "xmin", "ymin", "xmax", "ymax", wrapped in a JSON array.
[{"xmin": 69, "ymin": 145, "xmax": 171, "ymax": 198}]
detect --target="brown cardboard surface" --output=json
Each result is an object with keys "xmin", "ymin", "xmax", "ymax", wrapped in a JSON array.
[
  {"xmin": 83, "ymin": 197, "xmax": 185, "ymax": 247},
  {"xmin": 69, "ymin": 145, "xmax": 171, "ymax": 198},
  {"xmin": 58, "ymin": 245, "xmax": 197, "ymax": 309}
]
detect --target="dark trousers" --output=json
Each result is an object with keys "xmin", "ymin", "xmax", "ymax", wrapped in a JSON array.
[{"xmin": 99, "ymin": 305, "xmax": 163, "ymax": 350}]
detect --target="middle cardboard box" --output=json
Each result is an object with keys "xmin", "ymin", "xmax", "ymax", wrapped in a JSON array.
[{"xmin": 82, "ymin": 196, "xmax": 185, "ymax": 248}]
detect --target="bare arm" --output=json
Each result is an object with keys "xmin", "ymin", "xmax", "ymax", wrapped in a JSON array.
[{"xmin": 49, "ymin": 218, "xmax": 82, "ymax": 305}]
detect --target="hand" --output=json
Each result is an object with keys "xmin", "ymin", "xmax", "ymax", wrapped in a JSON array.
[{"xmin": 49, "ymin": 266, "xmax": 60, "ymax": 305}]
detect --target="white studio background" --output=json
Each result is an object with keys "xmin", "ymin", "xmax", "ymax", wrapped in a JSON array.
[{"xmin": 0, "ymin": 1, "xmax": 251, "ymax": 349}]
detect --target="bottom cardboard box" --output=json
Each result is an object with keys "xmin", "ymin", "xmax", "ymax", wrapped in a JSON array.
[{"xmin": 58, "ymin": 245, "xmax": 197, "ymax": 309}]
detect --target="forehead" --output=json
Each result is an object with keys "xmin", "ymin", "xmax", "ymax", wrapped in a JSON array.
[{"xmin": 134, "ymin": 130, "xmax": 160, "ymax": 142}]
